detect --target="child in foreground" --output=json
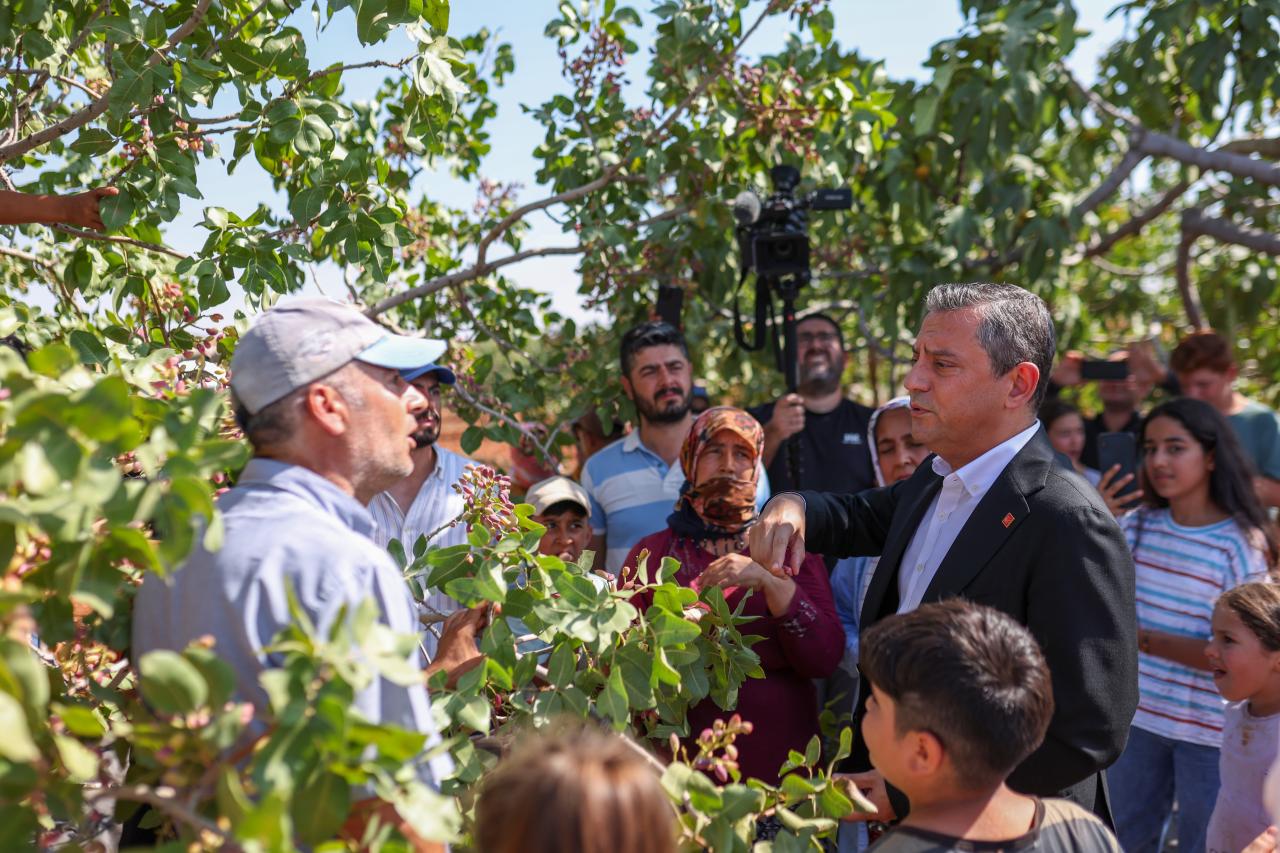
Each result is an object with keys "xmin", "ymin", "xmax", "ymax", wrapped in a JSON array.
[
  {"xmin": 857, "ymin": 600, "xmax": 1120, "ymax": 852},
  {"xmin": 1205, "ymin": 581, "xmax": 1280, "ymax": 853}
]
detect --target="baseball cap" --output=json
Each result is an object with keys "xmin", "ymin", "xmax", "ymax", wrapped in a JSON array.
[
  {"xmin": 230, "ymin": 298, "xmax": 446, "ymax": 415},
  {"xmin": 525, "ymin": 476, "xmax": 591, "ymax": 519},
  {"xmin": 402, "ymin": 363, "xmax": 457, "ymax": 385}
]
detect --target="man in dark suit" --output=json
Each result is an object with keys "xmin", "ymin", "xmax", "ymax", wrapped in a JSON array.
[{"xmin": 748, "ymin": 282, "xmax": 1138, "ymax": 824}]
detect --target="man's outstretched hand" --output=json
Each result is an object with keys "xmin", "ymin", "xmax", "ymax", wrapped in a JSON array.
[
  {"xmin": 426, "ymin": 602, "xmax": 491, "ymax": 688},
  {"xmin": 0, "ymin": 186, "xmax": 119, "ymax": 231},
  {"xmin": 58, "ymin": 186, "xmax": 119, "ymax": 231},
  {"xmin": 747, "ymin": 494, "xmax": 807, "ymax": 577}
]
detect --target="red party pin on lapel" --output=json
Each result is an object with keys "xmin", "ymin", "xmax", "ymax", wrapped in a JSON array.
[{"xmin": 1001, "ymin": 512, "xmax": 1015, "ymax": 528}]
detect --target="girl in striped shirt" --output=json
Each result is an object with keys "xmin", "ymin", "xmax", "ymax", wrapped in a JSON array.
[{"xmin": 1109, "ymin": 398, "xmax": 1277, "ymax": 853}]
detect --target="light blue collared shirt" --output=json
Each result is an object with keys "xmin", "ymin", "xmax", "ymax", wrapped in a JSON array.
[{"xmin": 133, "ymin": 458, "xmax": 452, "ymax": 787}]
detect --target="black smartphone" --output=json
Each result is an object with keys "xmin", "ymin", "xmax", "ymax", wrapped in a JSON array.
[
  {"xmin": 1081, "ymin": 359, "xmax": 1129, "ymax": 381},
  {"xmin": 1097, "ymin": 431, "xmax": 1139, "ymax": 497}
]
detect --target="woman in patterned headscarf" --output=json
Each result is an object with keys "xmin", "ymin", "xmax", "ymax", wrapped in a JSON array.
[{"xmin": 623, "ymin": 407, "xmax": 844, "ymax": 786}]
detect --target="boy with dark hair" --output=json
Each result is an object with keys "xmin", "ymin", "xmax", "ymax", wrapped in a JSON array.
[
  {"xmin": 1171, "ymin": 330, "xmax": 1280, "ymax": 508},
  {"xmin": 525, "ymin": 475, "xmax": 593, "ymax": 564},
  {"xmin": 856, "ymin": 600, "xmax": 1120, "ymax": 851}
]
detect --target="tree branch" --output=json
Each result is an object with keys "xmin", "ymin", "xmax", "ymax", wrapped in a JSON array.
[
  {"xmin": 1088, "ymin": 255, "xmax": 1178, "ymax": 278},
  {"xmin": 4, "ymin": 68, "xmax": 103, "ymax": 101},
  {"xmin": 84, "ymin": 784, "xmax": 241, "ymax": 850},
  {"xmin": 51, "ymin": 223, "xmax": 189, "ymax": 259},
  {"xmin": 203, "ymin": 0, "xmax": 272, "ymax": 59},
  {"xmin": 469, "ymin": 4, "xmax": 771, "ymax": 273},
  {"xmin": 368, "ymin": 245, "xmax": 585, "ymax": 316},
  {"xmin": 1182, "ymin": 207, "xmax": 1280, "ymax": 255},
  {"xmin": 473, "ymin": 175, "xmax": 642, "ymax": 269},
  {"xmin": 1219, "ymin": 137, "xmax": 1280, "ymax": 159},
  {"xmin": 1072, "ymin": 143, "xmax": 1147, "ymax": 222},
  {"xmin": 288, "ymin": 56, "xmax": 416, "ymax": 95},
  {"xmin": 1175, "ymin": 224, "xmax": 1207, "ymax": 330},
  {"xmin": 0, "ymin": 0, "xmax": 213, "ymax": 163},
  {"xmin": 450, "ymin": 381, "xmax": 563, "ymax": 467},
  {"xmin": 16, "ymin": 0, "xmax": 108, "ymax": 117},
  {"xmin": 1073, "ymin": 179, "xmax": 1192, "ymax": 262},
  {"xmin": 1137, "ymin": 131, "xmax": 1280, "ymax": 187},
  {"xmin": 0, "ymin": 244, "xmax": 54, "ymax": 269},
  {"xmin": 1060, "ymin": 64, "xmax": 1280, "ymax": 187}
]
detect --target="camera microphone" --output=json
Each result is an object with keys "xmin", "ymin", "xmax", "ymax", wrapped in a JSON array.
[{"xmin": 732, "ymin": 190, "xmax": 761, "ymax": 226}]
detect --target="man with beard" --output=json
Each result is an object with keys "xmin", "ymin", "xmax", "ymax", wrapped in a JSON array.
[
  {"xmin": 581, "ymin": 321, "xmax": 770, "ymax": 576},
  {"xmin": 367, "ymin": 360, "xmax": 476, "ymax": 655},
  {"xmin": 749, "ymin": 313, "xmax": 876, "ymax": 495}
]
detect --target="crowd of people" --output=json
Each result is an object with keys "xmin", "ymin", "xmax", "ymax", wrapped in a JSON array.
[{"xmin": 129, "ymin": 283, "xmax": 1280, "ymax": 852}]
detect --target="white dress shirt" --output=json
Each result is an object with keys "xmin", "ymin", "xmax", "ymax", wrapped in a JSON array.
[
  {"xmin": 368, "ymin": 446, "xmax": 473, "ymax": 657},
  {"xmin": 896, "ymin": 421, "xmax": 1041, "ymax": 613}
]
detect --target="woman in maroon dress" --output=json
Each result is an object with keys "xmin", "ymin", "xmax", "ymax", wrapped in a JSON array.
[{"xmin": 624, "ymin": 406, "xmax": 844, "ymax": 785}]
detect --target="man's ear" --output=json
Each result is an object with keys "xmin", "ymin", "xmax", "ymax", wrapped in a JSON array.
[
  {"xmin": 304, "ymin": 383, "xmax": 351, "ymax": 437},
  {"xmin": 620, "ymin": 374, "xmax": 636, "ymax": 402},
  {"xmin": 1007, "ymin": 362, "xmax": 1041, "ymax": 411},
  {"xmin": 905, "ymin": 729, "xmax": 947, "ymax": 777}
]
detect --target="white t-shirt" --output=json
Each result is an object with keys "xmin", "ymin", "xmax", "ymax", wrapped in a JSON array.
[{"xmin": 1207, "ymin": 700, "xmax": 1280, "ymax": 853}]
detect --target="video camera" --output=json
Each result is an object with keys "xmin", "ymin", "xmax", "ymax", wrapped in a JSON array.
[
  {"xmin": 729, "ymin": 165, "xmax": 852, "ymax": 488},
  {"xmin": 732, "ymin": 165, "xmax": 853, "ymax": 279}
]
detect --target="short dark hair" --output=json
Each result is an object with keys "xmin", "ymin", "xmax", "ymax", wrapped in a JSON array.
[
  {"xmin": 1170, "ymin": 330, "xmax": 1235, "ymax": 374},
  {"xmin": 859, "ymin": 600, "xmax": 1054, "ymax": 788},
  {"xmin": 797, "ymin": 312, "xmax": 845, "ymax": 350},
  {"xmin": 231, "ymin": 390, "xmax": 299, "ymax": 450},
  {"xmin": 1037, "ymin": 397, "xmax": 1081, "ymax": 431},
  {"xmin": 619, "ymin": 321, "xmax": 688, "ymax": 378},
  {"xmin": 542, "ymin": 500, "xmax": 587, "ymax": 520},
  {"xmin": 924, "ymin": 283, "xmax": 1056, "ymax": 409}
]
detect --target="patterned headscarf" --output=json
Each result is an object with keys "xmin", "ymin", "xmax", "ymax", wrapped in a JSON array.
[{"xmin": 668, "ymin": 406, "xmax": 764, "ymax": 541}]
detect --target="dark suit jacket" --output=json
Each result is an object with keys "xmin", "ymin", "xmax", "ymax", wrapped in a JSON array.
[{"xmin": 800, "ymin": 427, "xmax": 1138, "ymax": 820}]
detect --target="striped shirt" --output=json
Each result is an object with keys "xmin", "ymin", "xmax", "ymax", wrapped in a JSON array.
[
  {"xmin": 580, "ymin": 429, "xmax": 771, "ymax": 575},
  {"xmin": 1121, "ymin": 508, "xmax": 1268, "ymax": 746},
  {"xmin": 368, "ymin": 446, "xmax": 473, "ymax": 658}
]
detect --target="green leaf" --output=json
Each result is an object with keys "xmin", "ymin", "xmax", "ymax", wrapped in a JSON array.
[
  {"xmin": 138, "ymin": 649, "xmax": 208, "ymax": 715},
  {"xmin": 52, "ymin": 702, "xmax": 106, "ymax": 739},
  {"xmin": 291, "ymin": 770, "xmax": 350, "ymax": 845},
  {"xmin": 460, "ymin": 425, "xmax": 484, "ymax": 455},
  {"xmin": 818, "ymin": 779, "xmax": 855, "ymax": 819},
  {"xmin": 0, "ymin": 693, "xmax": 39, "ymax": 762},
  {"xmin": 54, "ymin": 734, "xmax": 99, "ymax": 783},
  {"xmin": 99, "ymin": 188, "xmax": 135, "ymax": 231},
  {"xmin": 70, "ymin": 129, "xmax": 117, "ymax": 156},
  {"xmin": 0, "ymin": 639, "xmax": 50, "ymax": 721}
]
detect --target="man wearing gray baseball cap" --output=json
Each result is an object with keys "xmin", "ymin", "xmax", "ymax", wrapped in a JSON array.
[{"xmin": 134, "ymin": 299, "xmax": 483, "ymax": 847}]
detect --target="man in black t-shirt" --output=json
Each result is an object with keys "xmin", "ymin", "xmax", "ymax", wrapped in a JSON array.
[{"xmin": 748, "ymin": 313, "xmax": 875, "ymax": 495}]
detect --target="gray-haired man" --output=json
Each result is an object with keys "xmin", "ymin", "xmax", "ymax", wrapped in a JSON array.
[
  {"xmin": 749, "ymin": 283, "xmax": 1137, "ymax": 827},
  {"xmin": 134, "ymin": 299, "xmax": 485, "ymax": 807}
]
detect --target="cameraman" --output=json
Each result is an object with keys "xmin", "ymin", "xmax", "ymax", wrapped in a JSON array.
[{"xmin": 748, "ymin": 313, "xmax": 875, "ymax": 495}]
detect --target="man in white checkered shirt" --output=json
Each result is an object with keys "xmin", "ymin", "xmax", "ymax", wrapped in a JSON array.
[{"xmin": 367, "ymin": 360, "xmax": 475, "ymax": 659}]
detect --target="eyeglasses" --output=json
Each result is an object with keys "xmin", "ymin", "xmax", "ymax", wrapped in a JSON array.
[{"xmin": 798, "ymin": 331, "xmax": 840, "ymax": 346}]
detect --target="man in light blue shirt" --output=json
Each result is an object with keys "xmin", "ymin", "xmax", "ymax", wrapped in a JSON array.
[
  {"xmin": 581, "ymin": 321, "xmax": 769, "ymax": 575},
  {"xmin": 134, "ymin": 299, "xmax": 482, "ymax": 797}
]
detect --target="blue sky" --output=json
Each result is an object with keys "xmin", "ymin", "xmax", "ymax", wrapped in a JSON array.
[{"xmin": 165, "ymin": 1, "xmax": 1131, "ymax": 323}]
